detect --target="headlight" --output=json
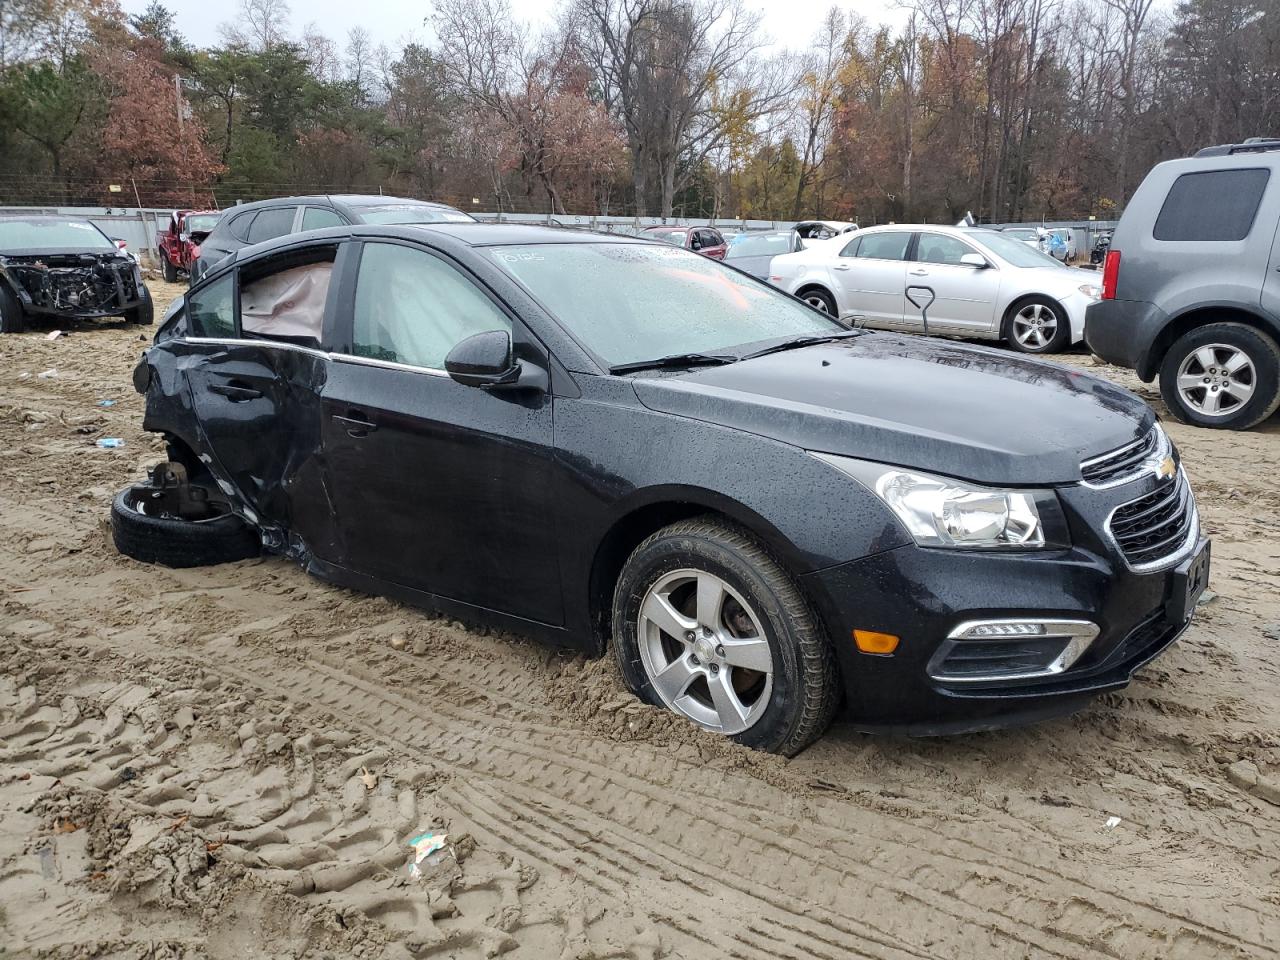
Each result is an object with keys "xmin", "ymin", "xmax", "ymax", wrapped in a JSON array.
[
  {"xmin": 1078, "ymin": 283, "xmax": 1101, "ymax": 300},
  {"xmin": 812, "ymin": 453, "xmax": 1066, "ymax": 549}
]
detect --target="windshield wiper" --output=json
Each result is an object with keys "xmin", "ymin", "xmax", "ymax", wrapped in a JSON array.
[
  {"xmin": 609, "ymin": 352, "xmax": 739, "ymax": 374},
  {"xmin": 738, "ymin": 331, "xmax": 862, "ymax": 360}
]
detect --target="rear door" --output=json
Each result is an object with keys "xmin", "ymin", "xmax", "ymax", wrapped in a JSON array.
[
  {"xmin": 905, "ymin": 232, "xmax": 1002, "ymax": 335},
  {"xmin": 830, "ymin": 231, "xmax": 911, "ymax": 327},
  {"xmin": 701, "ymin": 229, "xmax": 728, "ymax": 260},
  {"xmin": 180, "ymin": 243, "xmax": 344, "ymax": 554}
]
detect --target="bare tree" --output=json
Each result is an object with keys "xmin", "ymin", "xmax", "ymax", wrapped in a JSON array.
[
  {"xmin": 219, "ymin": 0, "xmax": 291, "ymax": 51},
  {"xmin": 790, "ymin": 6, "xmax": 856, "ymax": 217}
]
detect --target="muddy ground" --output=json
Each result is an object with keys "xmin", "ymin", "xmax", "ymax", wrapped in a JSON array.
[{"xmin": 2, "ymin": 279, "xmax": 1279, "ymax": 959}]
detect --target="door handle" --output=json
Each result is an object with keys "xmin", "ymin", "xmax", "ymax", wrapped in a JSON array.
[
  {"xmin": 834, "ymin": 262, "xmax": 851, "ymax": 270},
  {"xmin": 208, "ymin": 382, "xmax": 262, "ymax": 401},
  {"xmin": 908, "ymin": 269, "xmax": 929, "ymax": 276},
  {"xmin": 333, "ymin": 413, "xmax": 378, "ymax": 437}
]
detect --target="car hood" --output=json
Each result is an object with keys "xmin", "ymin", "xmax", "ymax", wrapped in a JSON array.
[{"xmin": 630, "ymin": 334, "xmax": 1154, "ymax": 485}]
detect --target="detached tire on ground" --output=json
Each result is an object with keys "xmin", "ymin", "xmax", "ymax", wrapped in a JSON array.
[
  {"xmin": 612, "ymin": 517, "xmax": 839, "ymax": 756},
  {"xmin": 1159, "ymin": 322, "xmax": 1280, "ymax": 430},
  {"xmin": 111, "ymin": 485, "xmax": 260, "ymax": 568},
  {"xmin": 0, "ymin": 282, "xmax": 26, "ymax": 334},
  {"xmin": 126, "ymin": 284, "xmax": 155, "ymax": 325}
]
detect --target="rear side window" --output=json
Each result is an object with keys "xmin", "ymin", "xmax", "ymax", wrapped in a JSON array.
[
  {"xmin": 187, "ymin": 274, "xmax": 236, "ymax": 338},
  {"xmin": 228, "ymin": 211, "xmax": 256, "ymax": 242},
  {"xmin": 855, "ymin": 232, "xmax": 911, "ymax": 261},
  {"xmin": 1153, "ymin": 169, "xmax": 1270, "ymax": 241},
  {"xmin": 247, "ymin": 206, "xmax": 297, "ymax": 243}
]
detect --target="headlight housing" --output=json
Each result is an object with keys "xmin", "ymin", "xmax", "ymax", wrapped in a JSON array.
[
  {"xmin": 812, "ymin": 453, "xmax": 1068, "ymax": 550},
  {"xmin": 1078, "ymin": 283, "xmax": 1101, "ymax": 300}
]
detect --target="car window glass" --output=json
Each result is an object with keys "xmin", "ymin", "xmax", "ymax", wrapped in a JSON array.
[
  {"xmin": 916, "ymin": 234, "xmax": 975, "ymax": 265},
  {"xmin": 246, "ymin": 206, "xmax": 296, "ymax": 244},
  {"xmin": 187, "ymin": 274, "xmax": 236, "ymax": 338},
  {"xmin": 228, "ymin": 211, "xmax": 256, "ymax": 242},
  {"xmin": 839, "ymin": 236, "xmax": 861, "ymax": 257},
  {"xmin": 1153, "ymin": 168, "xmax": 1270, "ymax": 241},
  {"xmin": 352, "ymin": 242, "xmax": 511, "ymax": 369},
  {"xmin": 241, "ymin": 261, "xmax": 332, "ymax": 346},
  {"xmin": 854, "ymin": 232, "xmax": 911, "ymax": 261},
  {"xmin": 706, "ymin": 230, "xmax": 723, "ymax": 246},
  {"xmin": 301, "ymin": 207, "xmax": 345, "ymax": 230}
]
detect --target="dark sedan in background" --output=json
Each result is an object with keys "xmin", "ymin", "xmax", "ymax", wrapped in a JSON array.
[
  {"xmin": 0, "ymin": 215, "xmax": 152, "ymax": 333},
  {"xmin": 190, "ymin": 194, "xmax": 475, "ymax": 282},
  {"xmin": 115, "ymin": 223, "xmax": 1208, "ymax": 754}
]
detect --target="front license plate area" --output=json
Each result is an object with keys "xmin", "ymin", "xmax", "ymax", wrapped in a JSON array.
[{"xmin": 1167, "ymin": 539, "xmax": 1210, "ymax": 625}]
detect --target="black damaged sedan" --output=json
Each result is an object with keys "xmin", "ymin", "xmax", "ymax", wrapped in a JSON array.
[
  {"xmin": 0, "ymin": 216, "xmax": 153, "ymax": 333},
  {"xmin": 115, "ymin": 223, "xmax": 1209, "ymax": 754}
]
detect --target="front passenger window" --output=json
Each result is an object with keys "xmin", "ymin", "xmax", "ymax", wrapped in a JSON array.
[
  {"xmin": 916, "ymin": 234, "xmax": 975, "ymax": 266},
  {"xmin": 352, "ymin": 243, "xmax": 512, "ymax": 370}
]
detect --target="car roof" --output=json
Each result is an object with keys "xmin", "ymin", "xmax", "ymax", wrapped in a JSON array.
[
  {"xmin": 402, "ymin": 222, "xmax": 643, "ymax": 246},
  {"xmin": 641, "ymin": 225, "xmax": 691, "ymax": 232},
  {"xmin": 0, "ymin": 214, "xmax": 87, "ymax": 222},
  {"xmin": 329, "ymin": 195, "xmax": 461, "ymax": 210}
]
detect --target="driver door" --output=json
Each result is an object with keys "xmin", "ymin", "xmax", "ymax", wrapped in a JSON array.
[
  {"xmin": 905, "ymin": 232, "xmax": 1001, "ymax": 335},
  {"xmin": 320, "ymin": 240, "xmax": 563, "ymax": 625}
]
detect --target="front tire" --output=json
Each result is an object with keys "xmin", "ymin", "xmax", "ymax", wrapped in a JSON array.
[
  {"xmin": 612, "ymin": 517, "xmax": 839, "ymax": 756},
  {"xmin": 126, "ymin": 284, "xmax": 154, "ymax": 325},
  {"xmin": 111, "ymin": 484, "xmax": 260, "ymax": 567},
  {"xmin": 161, "ymin": 255, "xmax": 178, "ymax": 283},
  {"xmin": 1159, "ymin": 323, "xmax": 1280, "ymax": 430},
  {"xmin": 0, "ymin": 283, "xmax": 26, "ymax": 333},
  {"xmin": 1004, "ymin": 296, "xmax": 1070, "ymax": 353}
]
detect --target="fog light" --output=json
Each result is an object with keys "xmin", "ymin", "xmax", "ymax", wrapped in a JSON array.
[
  {"xmin": 928, "ymin": 619, "xmax": 1099, "ymax": 683},
  {"xmin": 854, "ymin": 630, "xmax": 900, "ymax": 655}
]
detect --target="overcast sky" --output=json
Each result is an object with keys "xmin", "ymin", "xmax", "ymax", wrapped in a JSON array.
[{"xmin": 120, "ymin": 0, "xmax": 912, "ymax": 56}]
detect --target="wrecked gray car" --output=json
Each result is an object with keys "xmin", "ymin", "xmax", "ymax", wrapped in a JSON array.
[{"xmin": 0, "ymin": 215, "xmax": 153, "ymax": 333}]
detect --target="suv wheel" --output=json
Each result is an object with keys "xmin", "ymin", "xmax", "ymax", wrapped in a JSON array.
[
  {"xmin": 1159, "ymin": 323, "xmax": 1280, "ymax": 429},
  {"xmin": 161, "ymin": 255, "xmax": 178, "ymax": 283},
  {"xmin": 125, "ymin": 285, "xmax": 154, "ymax": 326},
  {"xmin": 611, "ymin": 517, "xmax": 839, "ymax": 756},
  {"xmin": 1004, "ymin": 297, "xmax": 1070, "ymax": 353}
]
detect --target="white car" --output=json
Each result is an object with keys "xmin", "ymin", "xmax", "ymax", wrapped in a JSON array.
[
  {"xmin": 768, "ymin": 224, "xmax": 1101, "ymax": 354},
  {"xmin": 794, "ymin": 220, "xmax": 858, "ymax": 248}
]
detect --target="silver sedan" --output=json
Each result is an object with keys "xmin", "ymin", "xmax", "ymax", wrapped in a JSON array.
[{"xmin": 768, "ymin": 224, "xmax": 1102, "ymax": 354}]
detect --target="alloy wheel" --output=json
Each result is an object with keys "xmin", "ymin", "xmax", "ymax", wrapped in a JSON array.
[
  {"xmin": 1175, "ymin": 343, "xmax": 1256, "ymax": 417},
  {"xmin": 636, "ymin": 568, "xmax": 774, "ymax": 735},
  {"xmin": 804, "ymin": 294, "xmax": 830, "ymax": 313},
  {"xmin": 1012, "ymin": 303, "xmax": 1058, "ymax": 350}
]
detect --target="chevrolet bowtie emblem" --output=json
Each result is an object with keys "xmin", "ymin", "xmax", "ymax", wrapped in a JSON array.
[{"xmin": 1155, "ymin": 456, "xmax": 1176, "ymax": 479}]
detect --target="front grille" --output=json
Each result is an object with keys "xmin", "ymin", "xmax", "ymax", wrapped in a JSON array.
[
  {"xmin": 1108, "ymin": 470, "xmax": 1196, "ymax": 568},
  {"xmin": 1081, "ymin": 428, "xmax": 1159, "ymax": 486}
]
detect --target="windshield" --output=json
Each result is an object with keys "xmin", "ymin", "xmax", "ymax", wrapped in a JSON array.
[
  {"xmin": 969, "ymin": 230, "xmax": 1063, "ymax": 268},
  {"xmin": 184, "ymin": 214, "xmax": 220, "ymax": 233},
  {"xmin": 1002, "ymin": 229, "xmax": 1037, "ymax": 241},
  {"xmin": 0, "ymin": 218, "xmax": 114, "ymax": 254},
  {"xmin": 489, "ymin": 243, "xmax": 841, "ymax": 367},
  {"xmin": 356, "ymin": 205, "xmax": 474, "ymax": 224},
  {"xmin": 726, "ymin": 233, "xmax": 793, "ymax": 258}
]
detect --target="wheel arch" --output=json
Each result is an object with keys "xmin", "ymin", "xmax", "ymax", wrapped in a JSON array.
[
  {"xmin": 794, "ymin": 281, "xmax": 837, "ymax": 310},
  {"xmin": 1141, "ymin": 304, "xmax": 1280, "ymax": 381},
  {"xmin": 586, "ymin": 487, "xmax": 815, "ymax": 656}
]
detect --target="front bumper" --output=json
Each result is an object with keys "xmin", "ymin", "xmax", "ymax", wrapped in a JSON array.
[{"xmin": 801, "ymin": 474, "xmax": 1205, "ymax": 734}]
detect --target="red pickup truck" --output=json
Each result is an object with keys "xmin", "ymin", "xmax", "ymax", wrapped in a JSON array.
[{"xmin": 157, "ymin": 210, "xmax": 221, "ymax": 282}]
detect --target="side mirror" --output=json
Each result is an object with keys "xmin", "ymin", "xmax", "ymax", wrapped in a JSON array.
[
  {"xmin": 445, "ymin": 330, "xmax": 546, "ymax": 392},
  {"xmin": 960, "ymin": 253, "xmax": 990, "ymax": 268}
]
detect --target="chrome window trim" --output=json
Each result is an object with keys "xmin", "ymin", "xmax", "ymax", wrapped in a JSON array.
[
  {"xmin": 928, "ymin": 618, "xmax": 1100, "ymax": 684},
  {"xmin": 1104, "ymin": 466, "xmax": 1201, "ymax": 574},
  {"xmin": 174, "ymin": 336, "xmax": 449, "ymax": 376}
]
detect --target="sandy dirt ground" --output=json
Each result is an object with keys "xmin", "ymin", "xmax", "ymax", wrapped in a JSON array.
[{"xmin": 2, "ymin": 279, "xmax": 1280, "ymax": 959}]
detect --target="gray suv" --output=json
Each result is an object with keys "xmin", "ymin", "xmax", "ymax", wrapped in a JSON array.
[{"xmin": 1086, "ymin": 139, "xmax": 1280, "ymax": 430}]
